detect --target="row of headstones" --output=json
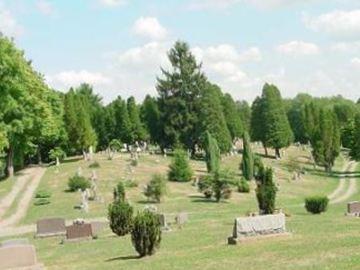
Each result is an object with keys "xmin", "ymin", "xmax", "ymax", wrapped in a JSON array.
[{"xmin": 35, "ymin": 218, "xmax": 106, "ymax": 241}]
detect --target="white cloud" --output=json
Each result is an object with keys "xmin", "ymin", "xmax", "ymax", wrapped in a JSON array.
[
  {"xmin": 0, "ymin": 4, "xmax": 23, "ymax": 38},
  {"xmin": 277, "ymin": 41, "xmax": 320, "ymax": 56},
  {"xmin": 36, "ymin": 0, "xmax": 53, "ymax": 15},
  {"xmin": 304, "ymin": 10, "xmax": 360, "ymax": 40},
  {"xmin": 98, "ymin": 0, "xmax": 127, "ymax": 7},
  {"xmin": 46, "ymin": 70, "xmax": 111, "ymax": 90},
  {"xmin": 350, "ymin": 57, "xmax": 360, "ymax": 68},
  {"xmin": 132, "ymin": 17, "xmax": 167, "ymax": 40}
]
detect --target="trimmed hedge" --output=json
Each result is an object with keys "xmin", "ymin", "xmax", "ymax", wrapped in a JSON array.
[
  {"xmin": 305, "ymin": 196, "xmax": 329, "ymax": 214},
  {"xmin": 68, "ymin": 175, "xmax": 91, "ymax": 192}
]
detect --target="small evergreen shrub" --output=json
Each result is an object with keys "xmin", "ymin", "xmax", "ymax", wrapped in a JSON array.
[
  {"xmin": 131, "ymin": 210, "xmax": 162, "ymax": 257},
  {"xmin": 124, "ymin": 179, "xmax": 138, "ymax": 188},
  {"xmin": 68, "ymin": 175, "xmax": 91, "ymax": 192},
  {"xmin": 144, "ymin": 174, "xmax": 167, "ymax": 203},
  {"xmin": 198, "ymin": 171, "xmax": 232, "ymax": 202},
  {"xmin": 237, "ymin": 178, "xmax": 250, "ymax": 193},
  {"xmin": 255, "ymin": 166, "xmax": 277, "ymax": 214},
  {"xmin": 130, "ymin": 159, "xmax": 138, "ymax": 167},
  {"xmin": 35, "ymin": 190, "xmax": 52, "ymax": 198},
  {"xmin": 108, "ymin": 201, "xmax": 134, "ymax": 236},
  {"xmin": 168, "ymin": 149, "xmax": 193, "ymax": 182},
  {"xmin": 305, "ymin": 196, "xmax": 329, "ymax": 214},
  {"xmin": 113, "ymin": 182, "xmax": 126, "ymax": 202},
  {"xmin": 34, "ymin": 198, "xmax": 50, "ymax": 206},
  {"xmin": 198, "ymin": 176, "xmax": 213, "ymax": 198},
  {"xmin": 89, "ymin": 161, "xmax": 100, "ymax": 168}
]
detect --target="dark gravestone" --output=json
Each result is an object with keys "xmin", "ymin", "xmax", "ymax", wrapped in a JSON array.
[
  {"xmin": 66, "ymin": 223, "xmax": 93, "ymax": 241},
  {"xmin": 36, "ymin": 218, "xmax": 66, "ymax": 237},
  {"xmin": 0, "ymin": 238, "xmax": 29, "ymax": 247},
  {"xmin": 347, "ymin": 201, "xmax": 360, "ymax": 215}
]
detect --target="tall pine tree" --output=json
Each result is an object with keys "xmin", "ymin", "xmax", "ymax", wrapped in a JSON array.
[{"xmin": 242, "ymin": 131, "xmax": 254, "ymax": 180}]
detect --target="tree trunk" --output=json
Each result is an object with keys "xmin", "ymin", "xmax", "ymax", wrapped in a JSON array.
[
  {"xmin": 263, "ymin": 144, "xmax": 268, "ymax": 157},
  {"xmin": 37, "ymin": 149, "xmax": 42, "ymax": 165},
  {"xmin": 56, "ymin": 157, "xmax": 60, "ymax": 166},
  {"xmin": 275, "ymin": 148, "xmax": 281, "ymax": 159},
  {"xmin": 82, "ymin": 150, "xmax": 87, "ymax": 161},
  {"xmin": 7, "ymin": 145, "xmax": 14, "ymax": 178}
]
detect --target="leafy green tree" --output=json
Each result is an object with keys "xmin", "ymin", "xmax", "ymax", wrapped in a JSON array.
[
  {"xmin": 311, "ymin": 109, "xmax": 341, "ymax": 172},
  {"xmin": 350, "ymin": 113, "xmax": 360, "ymax": 160},
  {"xmin": 127, "ymin": 96, "xmax": 147, "ymax": 142},
  {"xmin": 157, "ymin": 41, "xmax": 207, "ymax": 152},
  {"xmin": 141, "ymin": 95, "xmax": 161, "ymax": 144},
  {"xmin": 197, "ymin": 83, "xmax": 232, "ymax": 152},
  {"xmin": 255, "ymin": 166, "xmax": 277, "ymax": 214},
  {"xmin": 237, "ymin": 100, "xmax": 251, "ymax": 132},
  {"xmin": 242, "ymin": 131, "xmax": 254, "ymax": 180},
  {"xmin": 222, "ymin": 93, "xmax": 244, "ymax": 139},
  {"xmin": 108, "ymin": 97, "xmax": 133, "ymax": 144},
  {"xmin": 203, "ymin": 131, "xmax": 220, "ymax": 173},
  {"xmin": 108, "ymin": 201, "xmax": 134, "ymax": 236},
  {"xmin": 48, "ymin": 147, "xmax": 66, "ymax": 165},
  {"xmin": 168, "ymin": 149, "xmax": 193, "ymax": 182},
  {"xmin": 131, "ymin": 210, "xmax": 162, "ymax": 257}
]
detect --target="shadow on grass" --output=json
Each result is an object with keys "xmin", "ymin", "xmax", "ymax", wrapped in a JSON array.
[
  {"xmin": 61, "ymin": 157, "xmax": 84, "ymax": 164},
  {"xmin": 105, "ymin": 255, "xmax": 140, "ymax": 262},
  {"xmin": 136, "ymin": 200, "xmax": 159, "ymax": 204},
  {"xmin": 304, "ymin": 167, "xmax": 360, "ymax": 179},
  {"xmin": 188, "ymin": 194, "xmax": 228, "ymax": 203}
]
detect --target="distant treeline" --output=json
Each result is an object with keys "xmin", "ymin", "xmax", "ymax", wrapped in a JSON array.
[{"xmin": 1, "ymin": 37, "xmax": 360, "ymax": 177}]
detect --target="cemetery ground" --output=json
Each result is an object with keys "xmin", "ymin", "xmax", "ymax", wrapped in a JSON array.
[{"xmin": 0, "ymin": 146, "xmax": 360, "ymax": 269}]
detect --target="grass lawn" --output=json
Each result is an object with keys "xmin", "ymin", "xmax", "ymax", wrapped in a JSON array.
[{"xmin": 2, "ymin": 146, "xmax": 359, "ymax": 269}]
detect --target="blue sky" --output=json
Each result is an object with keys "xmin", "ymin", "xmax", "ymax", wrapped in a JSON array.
[{"xmin": 1, "ymin": 0, "xmax": 360, "ymax": 103}]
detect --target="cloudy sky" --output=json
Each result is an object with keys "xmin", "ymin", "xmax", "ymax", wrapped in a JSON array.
[{"xmin": 1, "ymin": 0, "xmax": 360, "ymax": 103}]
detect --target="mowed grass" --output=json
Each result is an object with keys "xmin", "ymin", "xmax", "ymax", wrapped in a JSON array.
[{"xmin": 4, "ymin": 146, "xmax": 360, "ymax": 269}]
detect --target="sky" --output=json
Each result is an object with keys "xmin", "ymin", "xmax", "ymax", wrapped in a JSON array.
[{"xmin": 1, "ymin": 0, "xmax": 360, "ymax": 103}]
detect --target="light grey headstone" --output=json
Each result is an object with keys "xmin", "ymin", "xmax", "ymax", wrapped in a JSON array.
[
  {"xmin": 175, "ymin": 212, "xmax": 188, "ymax": 226},
  {"xmin": 36, "ymin": 218, "xmax": 66, "ymax": 237},
  {"xmin": 0, "ymin": 244, "xmax": 41, "ymax": 269}
]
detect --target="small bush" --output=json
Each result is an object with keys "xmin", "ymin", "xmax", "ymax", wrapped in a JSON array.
[
  {"xmin": 113, "ymin": 182, "xmax": 126, "ymax": 202},
  {"xmin": 198, "ymin": 171, "xmax": 232, "ymax": 202},
  {"xmin": 108, "ymin": 201, "xmax": 134, "ymax": 236},
  {"xmin": 198, "ymin": 176, "xmax": 213, "ymax": 198},
  {"xmin": 35, "ymin": 190, "xmax": 52, "ymax": 198},
  {"xmin": 89, "ymin": 161, "xmax": 100, "ymax": 168},
  {"xmin": 237, "ymin": 178, "xmax": 250, "ymax": 193},
  {"xmin": 124, "ymin": 179, "xmax": 138, "ymax": 188},
  {"xmin": 34, "ymin": 198, "xmax": 50, "ymax": 206},
  {"xmin": 130, "ymin": 159, "xmax": 138, "ymax": 167},
  {"xmin": 168, "ymin": 149, "xmax": 193, "ymax": 182},
  {"xmin": 144, "ymin": 174, "xmax": 167, "ymax": 203},
  {"xmin": 68, "ymin": 175, "xmax": 91, "ymax": 192},
  {"xmin": 305, "ymin": 196, "xmax": 329, "ymax": 214},
  {"xmin": 131, "ymin": 210, "xmax": 162, "ymax": 257}
]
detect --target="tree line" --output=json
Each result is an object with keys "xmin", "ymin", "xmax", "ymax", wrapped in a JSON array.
[{"xmin": 1, "ymin": 36, "xmax": 360, "ymax": 177}]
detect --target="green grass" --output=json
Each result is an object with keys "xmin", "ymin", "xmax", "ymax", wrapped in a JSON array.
[
  {"xmin": 0, "ymin": 176, "xmax": 16, "ymax": 199},
  {"xmin": 2, "ymin": 146, "xmax": 359, "ymax": 269}
]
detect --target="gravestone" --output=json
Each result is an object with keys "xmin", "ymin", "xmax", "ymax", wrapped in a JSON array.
[
  {"xmin": 159, "ymin": 214, "xmax": 171, "ymax": 231},
  {"xmin": 347, "ymin": 201, "xmax": 360, "ymax": 216},
  {"xmin": 36, "ymin": 218, "xmax": 66, "ymax": 237},
  {"xmin": 66, "ymin": 223, "xmax": 93, "ymax": 241},
  {"xmin": 228, "ymin": 213, "xmax": 287, "ymax": 244},
  {"xmin": 90, "ymin": 221, "xmax": 107, "ymax": 236},
  {"xmin": 175, "ymin": 212, "xmax": 188, "ymax": 227},
  {"xmin": 0, "ymin": 238, "xmax": 29, "ymax": 247},
  {"xmin": 0, "ymin": 244, "xmax": 42, "ymax": 270}
]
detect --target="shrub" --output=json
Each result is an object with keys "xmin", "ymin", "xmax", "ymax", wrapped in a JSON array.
[
  {"xmin": 68, "ymin": 175, "xmax": 91, "ymax": 192},
  {"xmin": 198, "ymin": 176, "xmax": 213, "ymax": 198},
  {"xmin": 124, "ymin": 179, "xmax": 138, "ymax": 188},
  {"xmin": 168, "ymin": 149, "xmax": 193, "ymax": 182},
  {"xmin": 113, "ymin": 182, "xmax": 126, "ymax": 202},
  {"xmin": 241, "ymin": 131, "xmax": 254, "ymax": 180},
  {"xmin": 203, "ymin": 131, "xmax": 220, "ymax": 173},
  {"xmin": 255, "ymin": 166, "xmax": 277, "ymax": 214},
  {"xmin": 34, "ymin": 198, "xmax": 50, "ymax": 206},
  {"xmin": 237, "ymin": 178, "xmax": 250, "ymax": 193},
  {"xmin": 108, "ymin": 201, "xmax": 134, "ymax": 236},
  {"xmin": 130, "ymin": 159, "xmax": 138, "ymax": 167},
  {"xmin": 131, "ymin": 210, "xmax": 161, "ymax": 257},
  {"xmin": 198, "ymin": 171, "xmax": 232, "ymax": 202},
  {"xmin": 144, "ymin": 174, "xmax": 167, "ymax": 203},
  {"xmin": 89, "ymin": 161, "xmax": 100, "ymax": 168},
  {"xmin": 305, "ymin": 196, "xmax": 329, "ymax": 214},
  {"xmin": 35, "ymin": 190, "xmax": 52, "ymax": 198}
]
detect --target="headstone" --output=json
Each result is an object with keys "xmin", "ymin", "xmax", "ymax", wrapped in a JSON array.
[
  {"xmin": 144, "ymin": 204, "xmax": 158, "ymax": 213},
  {"xmin": 66, "ymin": 223, "xmax": 93, "ymax": 241},
  {"xmin": 228, "ymin": 213, "xmax": 287, "ymax": 244},
  {"xmin": 0, "ymin": 238, "xmax": 29, "ymax": 247},
  {"xmin": 36, "ymin": 218, "xmax": 66, "ymax": 237},
  {"xmin": 76, "ymin": 167, "xmax": 82, "ymax": 177},
  {"xmin": 90, "ymin": 221, "xmax": 107, "ymax": 236},
  {"xmin": 0, "ymin": 244, "xmax": 42, "ymax": 269},
  {"xmin": 347, "ymin": 201, "xmax": 360, "ymax": 216},
  {"xmin": 175, "ymin": 212, "xmax": 188, "ymax": 227}
]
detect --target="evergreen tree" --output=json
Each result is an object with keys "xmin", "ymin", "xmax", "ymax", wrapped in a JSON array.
[
  {"xmin": 311, "ymin": 109, "xmax": 341, "ymax": 172},
  {"xmin": 237, "ymin": 100, "xmax": 251, "ymax": 132},
  {"xmin": 157, "ymin": 41, "xmax": 207, "ymax": 151},
  {"xmin": 255, "ymin": 166, "xmax": 277, "ymax": 214},
  {"xmin": 350, "ymin": 113, "xmax": 360, "ymax": 160},
  {"xmin": 203, "ymin": 131, "xmax": 220, "ymax": 173},
  {"xmin": 250, "ymin": 96, "xmax": 267, "ymax": 154},
  {"xmin": 109, "ymin": 97, "xmax": 132, "ymax": 144},
  {"xmin": 242, "ymin": 131, "xmax": 254, "ymax": 180},
  {"xmin": 141, "ymin": 95, "xmax": 161, "ymax": 144},
  {"xmin": 168, "ymin": 149, "xmax": 193, "ymax": 182},
  {"xmin": 127, "ymin": 96, "xmax": 147, "ymax": 142},
  {"xmin": 198, "ymin": 83, "xmax": 232, "ymax": 152},
  {"xmin": 221, "ymin": 93, "xmax": 244, "ymax": 139}
]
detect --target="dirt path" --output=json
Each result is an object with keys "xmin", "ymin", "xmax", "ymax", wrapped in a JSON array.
[
  {"xmin": 330, "ymin": 161, "xmax": 358, "ymax": 204},
  {"xmin": 0, "ymin": 167, "xmax": 46, "ymax": 229},
  {"xmin": 0, "ymin": 168, "xmax": 35, "ymax": 218}
]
